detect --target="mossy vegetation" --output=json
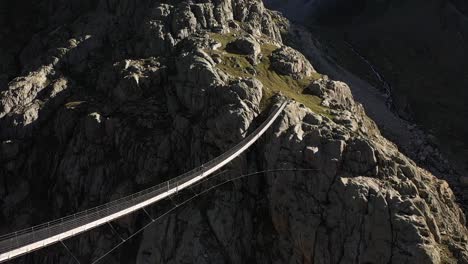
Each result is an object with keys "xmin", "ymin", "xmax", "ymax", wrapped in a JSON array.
[
  {"xmin": 208, "ymin": 32, "xmax": 328, "ymax": 116},
  {"xmin": 209, "ymin": 31, "xmax": 237, "ymax": 49}
]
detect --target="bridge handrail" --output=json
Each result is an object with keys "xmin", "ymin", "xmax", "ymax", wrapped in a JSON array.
[{"xmin": 0, "ymin": 100, "xmax": 287, "ymax": 258}]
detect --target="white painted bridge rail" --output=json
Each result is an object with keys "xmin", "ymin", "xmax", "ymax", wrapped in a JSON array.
[{"xmin": 0, "ymin": 100, "xmax": 287, "ymax": 263}]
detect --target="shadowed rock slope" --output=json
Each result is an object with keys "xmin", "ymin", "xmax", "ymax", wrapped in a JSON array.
[
  {"xmin": 264, "ymin": 0, "xmax": 468, "ymax": 186},
  {"xmin": 0, "ymin": 0, "xmax": 467, "ymax": 263}
]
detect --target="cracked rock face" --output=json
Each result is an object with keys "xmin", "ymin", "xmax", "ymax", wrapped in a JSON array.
[
  {"xmin": 262, "ymin": 101, "xmax": 468, "ymax": 263},
  {"xmin": 0, "ymin": 0, "xmax": 467, "ymax": 263}
]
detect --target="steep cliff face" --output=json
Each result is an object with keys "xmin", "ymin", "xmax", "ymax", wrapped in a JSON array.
[
  {"xmin": 0, "ymin": 0, "xmax": 467, "ymax": 263},
  {"xmin": 264, "ymin": 0, "xmax": 468, "ymax": 181}
]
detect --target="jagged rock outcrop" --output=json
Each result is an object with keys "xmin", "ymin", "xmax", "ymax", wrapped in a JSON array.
[
  {"xmin": 270, "ymin": 46, "xmax": 316, "ymax": 79},
  {"xmin": 262, "ymin": 101, "xmax": 468, "ymax": 263},
  {"xmin": 226, "ymin": 35, "xmax": 262, "ymax": 64},
  {"xmin": 307, "ymin": 75, "xmax": 353, "ymax": 110},
  {"xmin": 0, "ymin": 0, "xmax": 467, "ymax": 263}
]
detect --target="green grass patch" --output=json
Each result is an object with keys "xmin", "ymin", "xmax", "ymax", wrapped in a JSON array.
[
  {"xmin": 208, "ymin": 33, "xmax": 328, "ymax": 116},
  {"xmin": 209, "ymin": 32, "xmax": 238, "ymax": 50}
]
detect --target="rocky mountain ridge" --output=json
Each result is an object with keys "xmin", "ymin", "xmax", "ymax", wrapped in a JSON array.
[
  {"xmin": 263, "ymin": 0, "xmax": 468, "ymax": 187},
  {"xmin": 0, "ymin": 0, "xmax": 467, "ymax": 263}
]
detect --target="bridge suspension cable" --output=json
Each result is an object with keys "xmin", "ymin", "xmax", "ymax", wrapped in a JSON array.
[
  {"xmin": 91, "ymin": 168, "xmax": 318, "ymax": 264},
  {"xmin": 0, "ymin": 100, "xmax": 287, "ymax": 263}
]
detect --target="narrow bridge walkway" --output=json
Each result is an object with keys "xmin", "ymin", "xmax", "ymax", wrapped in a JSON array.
[{"xmin": 0, "ymin": 100, "xmax": 287, "ymax": 263}]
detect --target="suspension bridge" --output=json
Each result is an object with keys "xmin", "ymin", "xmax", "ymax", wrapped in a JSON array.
[{"xmin": 0, "ymin": 100, "xmax": 287, "ymax": 263}]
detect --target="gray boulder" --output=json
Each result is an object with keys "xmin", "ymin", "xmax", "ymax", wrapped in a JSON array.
[
  {"xmin": 306, "ymin": 76, "xmax": 354, "ymax": 110},
  {"xmin": 270, "ymin": 46, "xmax": 316, "ymax": 79},
  {"xmin": 226, "ymin": 35, "xmax": 261, "ymax": 63}
]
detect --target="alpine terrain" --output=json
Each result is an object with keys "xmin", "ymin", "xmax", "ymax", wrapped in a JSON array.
[{"xmin": 0, "ymin": 0, "xmax": 467, "ymax": 263}]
